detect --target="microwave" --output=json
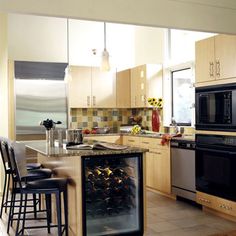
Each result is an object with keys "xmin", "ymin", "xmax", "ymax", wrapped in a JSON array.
[{"xmin": 195, "ymin": 83, "xmax": 236, "ymax": 131}]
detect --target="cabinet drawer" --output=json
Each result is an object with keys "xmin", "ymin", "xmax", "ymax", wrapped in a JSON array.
[
  {"xmin": 216, "ymin": 197, "xmax": 236, "ymax": 217},
  {"xmin": 196, "ymin": 191, "xmax": 214, "ymax": 208},
  {"xmin": 197, "ymin": 191, "xmax": 236, "ymax": 217},
  {"xmin": 140, "ymin": 137, "xmax": 168, "ymax": 150},
  {"xmin": 122, "ymin": 136, "xmax": 140, "ymax": 147}
]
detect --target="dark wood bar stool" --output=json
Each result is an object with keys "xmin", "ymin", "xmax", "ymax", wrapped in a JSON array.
[
  {"xmin": 8, "ymin": 144, "xmax": 69, "ymax": 236},
  {"xmin": 0, "ymin": 141, "xmax": 52, "ymax": 233}
]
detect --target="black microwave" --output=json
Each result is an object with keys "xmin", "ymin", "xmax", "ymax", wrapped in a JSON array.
[{"xmin": 195, "ymin": 83, "xmax": 236, "ymax": 131}]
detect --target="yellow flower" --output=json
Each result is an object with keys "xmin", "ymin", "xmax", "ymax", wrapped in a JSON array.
[
  {"xmin": 131, "ymin": 125, "xmax": 141, "ymax": 135},
  {"xmin": 148, "ymin": 97, "xmax": 163, "ymax": 109}
]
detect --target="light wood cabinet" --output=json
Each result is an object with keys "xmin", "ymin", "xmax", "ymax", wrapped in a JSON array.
[
  {"xmin": 197, "ymin": 191, "xmax": 236, "ymax": 217},
  {"xmin": 130, "ymin": 64, "xmax": 162, "ymax": 108},
  {"xmin": 84, "ymin": 135, "xmax": 121, "ymax": 144},
  {"xmin": 195, "ymin": 34, "xmax": 236, "ymax": 84},
  {"xmin": 68, "ymin": 66, "xmax": 116, "ymax": 108},
  {"xmin": 116, "ymin": 69, "xmax": 131, "ymax": 108},
  {"xmin": 122, "ymin": 135, "xmax": 140, "ymax": 147},
  {"xmin": 139, "ymin": 137, "xmax": 171, "ymax": 194}
]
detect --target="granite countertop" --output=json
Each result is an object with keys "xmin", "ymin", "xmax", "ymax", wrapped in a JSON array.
[
  {"xmin": 23, "ymin": 140, "xmax": 148, "ymax": 158},
  {"xmin": 86, "ymin": 132, "xmax": 195, "ymax": 141}
]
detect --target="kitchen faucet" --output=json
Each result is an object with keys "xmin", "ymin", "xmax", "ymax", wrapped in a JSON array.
[{"xmin": 171, "ymin": 117, "xmax": 179, "ymax": 134}]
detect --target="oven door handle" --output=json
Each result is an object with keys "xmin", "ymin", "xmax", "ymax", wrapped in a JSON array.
[{"xmin": 196, "ymin": 146, "xmax": 233, "ymax": 154}]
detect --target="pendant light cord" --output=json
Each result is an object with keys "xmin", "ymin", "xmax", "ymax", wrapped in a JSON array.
[
  {"xmin": 104, "ymin": 22, "xmax": 106, "ymax": 50},
  {"xmin": 67, "ymin": 18, "xmax": 69, "ymax": 65}
]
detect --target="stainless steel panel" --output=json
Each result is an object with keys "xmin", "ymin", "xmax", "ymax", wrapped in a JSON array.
[
  {"xmin": 171, "ymin": 148, "xmax": 196, "ymax": 192},
  {"xmin": 15, "ymin": 79, "xmax": 67, "ymax": 134}
]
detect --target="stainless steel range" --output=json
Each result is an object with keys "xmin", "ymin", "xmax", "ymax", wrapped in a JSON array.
[{"xmin": 171, "ymin": 139, "xmax": 196, "ymax": 201}]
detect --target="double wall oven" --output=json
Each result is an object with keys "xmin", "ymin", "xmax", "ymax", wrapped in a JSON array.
[
  {"xmin": 195, "ymin": 83, "xmax": 236, "ymax": 201},
  {"xmin": 196, "ymin": 134, "xmax": 236, "ymax": 201}
]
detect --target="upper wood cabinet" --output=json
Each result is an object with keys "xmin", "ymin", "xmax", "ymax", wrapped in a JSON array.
[
  {"xmin": 195, "ymin": 34, "xmax": 236, "ymax": 84},
  {"xmin": 116, "ymin": 69, "xmax": 131, "ymax": 108},
  {"xmin": 130, "ymin": 64, "xmax": 162, "ymax": 108},
  {"xmin": 68, "ymin": 66, "xmax": 116, "ymax": 108}
]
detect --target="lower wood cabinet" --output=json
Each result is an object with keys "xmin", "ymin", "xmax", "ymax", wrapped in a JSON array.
[
  {"xmin": 197, "ymin": 191, "xmax": 236, "ymax": 217},
  {"xmin": 122, "ymin": 135, "xmax": 140, "ymax": 147},
  {"xmin": 84, "ymin": 135, "xmax": 121, "ymax": 144},
  {"xmin": 139, "ymin": 137, "xmax": 171, "ymax": 194}
]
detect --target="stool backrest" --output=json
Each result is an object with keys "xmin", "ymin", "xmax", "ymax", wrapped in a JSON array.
[
  {"xmin": 8, "ymin": 144, "xmax": 28, "ymax": 188},
  {"xmin": 0, "ymin": 137, "xmax": 12, "ymax": 170}
]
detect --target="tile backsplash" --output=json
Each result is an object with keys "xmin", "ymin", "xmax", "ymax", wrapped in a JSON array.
[
  {"xmin": 69, "ymin": 108, "xmax": 194, "ymax": 134},
  {"xmin": 70, "ymin": 108, "xmax": 156, "ymax": 132}
]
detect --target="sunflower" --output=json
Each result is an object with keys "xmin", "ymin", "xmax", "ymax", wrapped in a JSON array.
[{"xmin": 148, "ymin": 97, "xmax": 163, "ymax": 109}]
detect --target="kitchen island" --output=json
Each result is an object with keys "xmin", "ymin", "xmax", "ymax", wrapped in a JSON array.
[{"xmin": 24, "ymin": 140, "xmax": 147, "ymax": 236}]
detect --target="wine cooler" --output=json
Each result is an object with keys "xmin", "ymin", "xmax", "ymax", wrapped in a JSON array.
[{"xmin": 81, "ymin": 153, "xmax": 143, "ymax": 236}]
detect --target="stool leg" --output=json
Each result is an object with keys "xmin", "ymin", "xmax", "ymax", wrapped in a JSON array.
[
  {"xmin": 45, "ymin": 194, "xmax": 51, "ymax": 234},
  {"xmin": 38, "ymin": 193, "xmax": 42, "ymax": 211},
  {"xmin": 0, "ymin": 172, "xmax": 7, "ymax": 217},
  {"xmin": 15, "ymin": 193, "xmax": 23, "ymax": 236},
  {"xmin": 7, "ymin": 188, "xmax": 15, "ymax": 233},
  {"xmin": 11, "ymin": 187, "xmax": 17, "ymax": 227},
  {"xmin": 5, "ymin": 173, "xmax": 10, "ymax": 213},
  {"xmin": 33, "ymin": 193, "xmax": 37, "ymax": 218},
  {"xmin": 21, "ymin": 193, "xmax": 28, "ymax": 236},
  {"xmin": 63, "ymin": 188, "xmax": 68, "ymax": 236},
  {"xmin": 55, "ymin": 192, "xmax": 62, "ymax": 236}
]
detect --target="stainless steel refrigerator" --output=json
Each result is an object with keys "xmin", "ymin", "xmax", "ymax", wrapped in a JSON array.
[{"xmin": 14, "ymin": 61, "xmax": 68, "ymax": 135}]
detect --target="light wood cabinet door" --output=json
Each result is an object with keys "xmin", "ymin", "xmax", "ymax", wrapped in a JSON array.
[
  {"xmin": 195, "ymin": 36, "xmax": 215, "ymax": 83},
  {"xmin": 116, "ymin": 69, "xmax": 131, "ymax": 108},
  {"xmin": 92, "ymin": 67, "xmax": 116, "ymax": 108},
  {"xmin": 68, "ymin": 66, "xmax": 92, "ymax": 108},
  {"xmin": 145, "ymin": 152, "xmax": 155, "ymax": 188},
  {"xmin": 131, "ymin": 65, "xmax": 146, "ymax": 107},
  {"xmin": 153, "ymin": 149, "xmax": 171, "ymax": 194},
  {"xmin": 215, "ymin": 34, "xmax": 236, "ymax": 80}
]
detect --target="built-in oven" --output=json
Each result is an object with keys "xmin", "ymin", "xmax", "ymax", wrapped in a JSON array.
[
  {"xmin": 195, "ymin": 83, "xmax": 236, "ymax": 131},
  {"xmin": 196, "ymin": 134, "xmax": 236, "ymax": 201}
]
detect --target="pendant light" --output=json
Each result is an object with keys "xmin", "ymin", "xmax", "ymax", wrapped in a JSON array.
[
  {"xmin": 101, "ymin": 22, "xmax": 110, "ymax": 71},
  {"xmin": 64, "ymin": 18, "xmax": 72, "ymax": 82}
]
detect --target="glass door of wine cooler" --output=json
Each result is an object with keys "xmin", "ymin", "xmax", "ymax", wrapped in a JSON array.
[{"xmin": 82, "ymin": 153, "xmax": 143, "ymax": 236}]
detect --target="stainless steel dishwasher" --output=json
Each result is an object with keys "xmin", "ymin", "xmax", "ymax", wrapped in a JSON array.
[{"xmin": 171, "ymin": 139, "xmax": 196, "ymax": 201}]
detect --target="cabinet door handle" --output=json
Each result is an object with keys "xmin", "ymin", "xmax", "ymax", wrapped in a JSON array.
[
  {"xmin": 128, "ymin": 140, "xmax": 135, "ymax": 142},
  {"xmin": 93, "ymin": 96, "xmax": 96, "ymax": 106},
  {"xmin": 144, "ymin": 94, "xmax": 146, "ymax": 106},
  {"xmin": 209, "ymin": 62, "xmax": 214, "ymax": 77},
  {"xmin": 142, "ymin": 141, "xmax": 149, "ymax": 144},
  {"xmin": 87, "ymin": 96, "xmax": 90, "ymax": 106},
  {"xmin": 134, "ymin": 96, "xmax": 137, "ymax": 106},
  {"xmin": 216, "ymin": 60, "xmax": 220, "ymax": 77}
]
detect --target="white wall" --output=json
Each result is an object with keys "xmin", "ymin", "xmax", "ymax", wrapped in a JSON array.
[
  {"xmin": 8, "ymin": 14, "xmax": 164, "ymax": 70},
  {"xmin": 1, "ymin": 0, "xmax": 236, "ymax": 34},
  {"xmin": 69, "ymin": 20, "xmax": 136, "ymax": 70},
  {"xmin": 134, "ymin": 26, "xmax": 164, "ymax": 65},
  {"xmin": 0, "ymin": 13, "xmax": 8, "ymax": 195},
  {"xmin": 8, "ymin": 14, "xmax": 67, "ymax": 62}
]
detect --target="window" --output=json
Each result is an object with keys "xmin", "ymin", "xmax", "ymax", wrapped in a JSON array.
[{"xmin": 171, "ymin": 67, "xmax": 193, "ymax": 126}]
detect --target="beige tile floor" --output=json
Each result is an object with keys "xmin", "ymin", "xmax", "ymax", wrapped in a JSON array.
[{"xmin": 0, "ymin": 191, "xmax": 236, "ymax": 235}]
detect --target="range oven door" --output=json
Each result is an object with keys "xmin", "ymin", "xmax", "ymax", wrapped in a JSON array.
[{"xmin": 196, "ymin": 145, "xmax": 236, "ymax": 201}]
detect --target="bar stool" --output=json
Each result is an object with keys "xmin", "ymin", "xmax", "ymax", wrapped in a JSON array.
[
  {"xmin": 0, "ymin": 141, "xmax": 52, "ymax": 233},
  {"xmin": 0, "ymin": 137, "xmax": 43, "ymax": 218},
  {"xmin": 7, "ymin": 143, "xmax": 69, "ymax": 236}
]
